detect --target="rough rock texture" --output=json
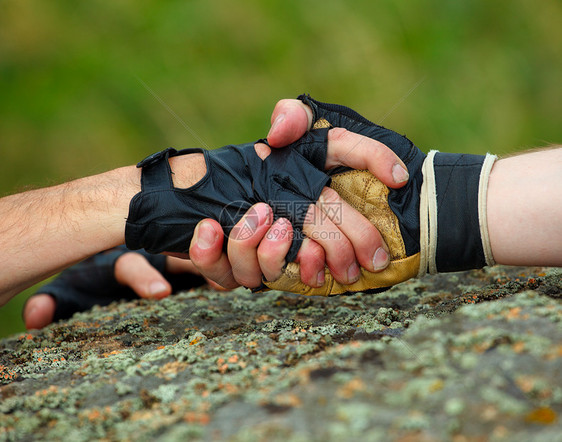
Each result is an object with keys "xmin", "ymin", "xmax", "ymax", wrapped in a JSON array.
[{"xmin": 0, "ymin": 266, "xmax": 561, "ymax": 441}]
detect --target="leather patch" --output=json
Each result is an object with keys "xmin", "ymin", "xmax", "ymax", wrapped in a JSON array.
[
  {"xmin": 312, "ymin": 118, "xmax": 332, "ymax": 129},
  {"xmin": 264, "ymin": 253, "xmax": 420, "ymax": 296}
]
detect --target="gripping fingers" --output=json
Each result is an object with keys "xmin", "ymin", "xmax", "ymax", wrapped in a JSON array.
[
  {"xmin": 257, "ymin": 218, "xmax": 293, "ymax": 282},
  {"xmin": 296, "ymin": 238, "xmax": 326, "ymax": 288},
  {"xmin": 321, "ymin": 187, "xmax": 389, "ymax": 273},
  {"xmin": 227, "ymin": 203, "xmax": 274, "ymax": 288},
  {"xmin": 326, "ymin": 127, "xmax": 409, "ymax": 188},
  {"xmin": 303, "ymin": 187, "xmax": 390, "ymax": 284},
  {"xmin": 301, "ymin": 192, "xmax": 359, "ymax": 285},
  {"xmin": 189, "ymin": 219, "xmax": 239, "ymax": 289}
]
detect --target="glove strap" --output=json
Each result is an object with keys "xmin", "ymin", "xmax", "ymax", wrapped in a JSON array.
[
  {"xmin": 418, "ymin": 150, "xmax": 439, "ymax": 277},
  {"xmin": 418, "ymin": 152, "xmax": 497, "ymax": 277},
  {"xmin": 478, "ymin": 153, "xmax": 497, "ymax": 267}
]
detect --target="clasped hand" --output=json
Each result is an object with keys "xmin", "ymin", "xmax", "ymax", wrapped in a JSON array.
[{"xmin": 184, "ymin": 97, "xmax": 410, "ymax": 289}]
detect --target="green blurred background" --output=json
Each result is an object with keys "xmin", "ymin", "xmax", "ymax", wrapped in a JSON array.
[{"xmin": 1, "ymin": 0, "xmax": 561, "ymax": 337}]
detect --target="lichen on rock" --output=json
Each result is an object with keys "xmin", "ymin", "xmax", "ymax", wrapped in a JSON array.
[{"xmin": 0, "ymin": 266, "xmax": 561, "ymax": 441}]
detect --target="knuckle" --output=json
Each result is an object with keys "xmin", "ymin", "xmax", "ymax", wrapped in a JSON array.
[
  {"xmin": 319, "ymin": 186, "xmax": 341, "ymax": 204},
  {"xmin": 256, "ymin": 246, "xmax": 275, "ymax": 268},
  {"xmin": 356, "ymin": 221, "xmax": 379, "ymax": 245},
  {"xmin": 115, "ymin": 252, "xmax": 144, "ymax": 275},
  {"xmin": 328, "ymin": 127, "xmax": 350, "ymax": 142},
  {"xmin": 301, "ymin": 242, "xmax": 325, "ymax": 268},
  {"xmin": 327, "ymin": 237, "xmax": 354, "ymax": 264}
]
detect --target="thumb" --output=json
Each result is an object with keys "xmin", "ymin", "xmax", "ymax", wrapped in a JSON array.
[
  {"xmin": 267, "ymin": 99, "xmax": 313, "ymax": 147},
  {"xmin": 114, "ymin": 252, "xmax": 172, "ymax": 299}
]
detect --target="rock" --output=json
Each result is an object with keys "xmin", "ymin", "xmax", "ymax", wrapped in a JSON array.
[{"xmin": 1, "ymin": 266, "xmax": 561, "ymax": 441}]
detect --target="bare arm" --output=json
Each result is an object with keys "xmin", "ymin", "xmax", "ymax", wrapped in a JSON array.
[
  {"xmin": 488, "ymin": 147, "xmax": 562, "ymax": 267},
  {"xmin": 0, "ymin": 166, "xmax": 141, "ymax": 304}
]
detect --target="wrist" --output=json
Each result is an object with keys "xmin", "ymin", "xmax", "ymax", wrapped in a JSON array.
[
  {"xmin": 87, "ymin": 165, "xmax": 141, "ymax": 248},
  {"xmin": 418, "ymin": 152, "xmax": 496, "ymax": 275}
]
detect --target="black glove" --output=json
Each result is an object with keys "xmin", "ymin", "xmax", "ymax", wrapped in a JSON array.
[
  {"xmin": 264, "ymin": 95, "xmax": 497, "ymax": 296},
  {"xmin": 29, "ymin": 246, "xmax": 205, "ymax": 321},
  {"xmin": 125, "ymin": 133, "xmax": 331, "ymax": 261}
]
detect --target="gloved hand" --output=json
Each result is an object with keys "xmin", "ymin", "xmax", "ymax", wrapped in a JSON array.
[
  {"xmin": 125, "ymin": 134, "xmax": 331, "ymax": 261},
  {"xmin": 264, "ymin": 95, "xmax": 497, "ymax": 295},
  {"xmin": 28, "ymin": 246, "xmax": 205, "ymax": 321}
]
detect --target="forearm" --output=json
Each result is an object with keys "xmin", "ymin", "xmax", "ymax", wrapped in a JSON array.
[
  {"xmin": 0, "ymin": 166, "xmax": 141, "ymax": 304},
  {"xmin": 487, "ymin": 147, "xmax": 562, "ymax": 266}
]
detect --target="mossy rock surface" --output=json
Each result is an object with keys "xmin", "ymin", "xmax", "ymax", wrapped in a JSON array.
[{"xmin": 1, "ymin": 266, "xmax": 561, "ymax": 441}]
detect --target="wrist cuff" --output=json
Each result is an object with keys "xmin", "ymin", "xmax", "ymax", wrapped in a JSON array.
[{"xmin": 418, "ymin": 151, "xmax": 497, "ymax": 276}]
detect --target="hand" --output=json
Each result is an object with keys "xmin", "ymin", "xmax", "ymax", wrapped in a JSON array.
[
  {"xmin": 24, "ymin": 248, "xmax": 209, "ymax": 330},
  {"xmin": 188, "ymin": 96, "xmax": 411, "ymax": 289},
  {"xmin": 265, "ymin": 95, "xmax": 498, "ymax": 295}
]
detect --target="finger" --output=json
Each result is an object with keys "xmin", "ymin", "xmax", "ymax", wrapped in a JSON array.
[
  {"xmin": 257, "ymin": 218, "xmax": 293, "ymax": 281},
  {"xmin": 326, "ymin": 127, "xmax": 409, "ymax": 188},
  {"xmin": 205, "ymin": 278, "xmax": 230, "ymax": 291},
  {"xmin": 296, "ymin": 238, "xmax": 326, "ymax": 288},
  {"xmin": 189, "ymin": 219, "xmax": 239, "ymax": 289},
  {"xmin": 320, "ymin": 186, "xmax": 389, "ymax": 272},
  {"xmin": 227, "ymin": 203, "xmax": 274, "ymax": 288},
  {"xmin": 115, "ymin": 252, "xmax": 172, "ymax": 300},
  {"xmin": 267, "ymin": 99, "xmax": 313, "ymax": 147},
  {"xmin": 301, "ymin": 197, "xmax": 359, "ymax": 285},
  {"xmin": 165, "ymin": 255, "xmax": 228, "ymax": 290},
  {"xmin": 165, "ymin": 256, "xmax": 201, "ymax": 275},
  {"xmin": 303, "ymin": 186, "xmax": 390, "ymax": 283},
  {"xmin": 165, "ymin": 255, "xmax": 229, "ymax": 291},
  {"xmin": 163, "ymin": 252, "xmax": 190, "ymax": 260},
  {"xmin": 23, "ymin": 294, "xmax": 56, "ymax": 330}
]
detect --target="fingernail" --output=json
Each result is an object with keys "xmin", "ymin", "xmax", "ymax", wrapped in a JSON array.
[
  {"xmin": 149, "ymin": 281, "xmax": 168, "ymax": 296},
  {"xmin": 268, "ymin": 113, "xmax": 285, "ymax": 136},
  {"xmin": 196, "ymin": 222, "xmax": 217, "ymax": 249},
  {"xmin": 243, "ymin": 211, "xmax": 259, "ymax": 233},
  {"xmin": 347, "ymin": 262, "xmax": 360, "ymax": 284},
  {"xmin": 268, "ymin": 218, "xmax": 290, "ymax": 241},
  {"xmin": 373, "ymin": 247, "xmax": 390, "ymax": 271},
  {"xmin": 316, "ymin": 270, "xmax": 325, "ymax": 287},
  {"xmin": 392, "ymin": 163, "xmax": 409, "ymax": 184}
]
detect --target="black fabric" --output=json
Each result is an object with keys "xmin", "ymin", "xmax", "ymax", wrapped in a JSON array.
[
  {"xmin": 125, "ymin": 131, "xmax": 331, "ymax": 262},
  {"xmin": 433, "ymin": 153, "xmax": 486, "ymax": 272},
  {"xmin": 31, "ymin": 246, "xmax": 205, "ymax": 322},
  {"xmin": 299, "ymin": 94, "xmax": 426, "ymax": 257},
  {"xmin": 299, "ymin": 94, "xmax": 488, "ymax": 273}
]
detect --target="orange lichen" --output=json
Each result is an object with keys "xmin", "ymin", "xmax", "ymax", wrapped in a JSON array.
[
  {"xmin": 274, "ymin": 393, "xmax": 302, "ymax": 408},
  {"xmin": 254, "ymin": 314, "xmax": 272, "ymax": 323},
  {"xmin": 0, "ymin": 364, "xmax": 17, "ymax": 382},
  {"xmin": 103, "ymin": 350, "xmax": 122, "ymax": 358},
  {"xmin": 525, "ymin": 407, "xmax": 557, "ymax": 425},
  {"xmin": 157, "ymin": 361, "xmax": 188, "ymax": 379},
  {"xmin": 337, "ymin": 378, "xmax": 366, "ymax": 399},
  {"xmin": 512, "ymin": 341, "xmax": 526, "ymax": 353},
  {"xmin": 183, "ymin": 412, "xmax": 210, "ymax": 425},
  {"xmin": 505, "ymin": 307, "xmax": 522, "ymax": 320}
]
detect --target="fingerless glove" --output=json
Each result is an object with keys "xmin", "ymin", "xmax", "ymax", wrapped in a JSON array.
[
  {"xmin": 125, "ymin": 134, "xmax": 331, "ymax": 260},
  {"xmin": 31, "ymin": 247, "xmax": 204, "ymax": 321}
]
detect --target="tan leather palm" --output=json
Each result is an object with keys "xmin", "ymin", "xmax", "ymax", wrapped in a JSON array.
[{"xmin": 264, "ymin": 169, "xmax": 420, "ymax": 296}]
